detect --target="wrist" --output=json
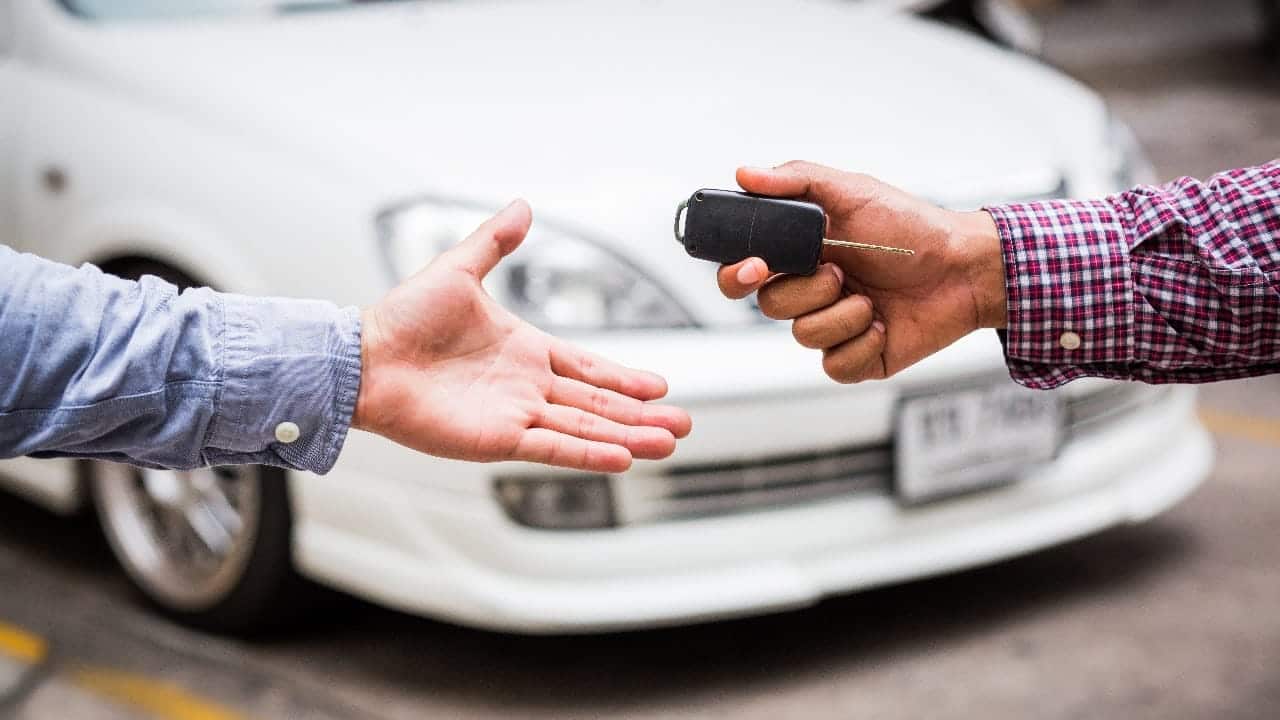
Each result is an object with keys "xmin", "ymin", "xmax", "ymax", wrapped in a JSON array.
[
  {"xmin": 352, "ymin": 306, "xmax": 379, "ymax": 432},
  {"xmin": 951, "ymin": 210, "xmax": 1008, "ymax": 330}
]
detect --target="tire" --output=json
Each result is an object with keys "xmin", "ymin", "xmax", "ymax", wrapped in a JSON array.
[
  {"xmin": 89, "ymin": 259, "xmax": 302, "ymax": 634},
  {"xmin": 91, "ymin": 462, "xmax": 300, "ymax": 634}
]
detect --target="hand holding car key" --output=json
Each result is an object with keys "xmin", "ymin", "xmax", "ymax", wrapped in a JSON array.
[
  {"xmin": 703, "ymin": 162, "xmax": 1008, "ymax": 385},
  {"xmin": 674, "ymin": 189, "xmax": 913, "ymax": 276}
]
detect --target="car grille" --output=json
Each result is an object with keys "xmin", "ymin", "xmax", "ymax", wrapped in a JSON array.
[
  {"xmin": 1065, "ymin": 383, "xmax": 1170, "ymax": 437},
  {"xmin": 631, "ymin": 383, "xmax": 1170, "ymax": 524},
  {"xmin": 634, "ymin": 445, "xmax": 894, "ymax": 524}
]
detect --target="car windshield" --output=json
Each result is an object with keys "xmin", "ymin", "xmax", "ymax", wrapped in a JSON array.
[{"xmin": 61, "ymin": 0, "xmax": 413, "ymax": 21}]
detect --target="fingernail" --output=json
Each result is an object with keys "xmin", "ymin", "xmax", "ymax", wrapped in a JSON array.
[
  {"xmin": 828, "ymin": 263, "xmax": 845, "ymax": 285},
  {"xmin": 873, "ymin": 320, "xmax": 886, "ymax": 334},
  {"xmin": 737, "ymin": 261, "xmax": 762, "ymax": 285}
]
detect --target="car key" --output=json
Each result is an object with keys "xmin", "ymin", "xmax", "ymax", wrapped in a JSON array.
[{"xmin": 674, "ymin": 189, "xmax": 913, "ymax": 276}]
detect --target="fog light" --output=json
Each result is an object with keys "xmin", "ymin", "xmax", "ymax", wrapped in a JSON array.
[{"xmin": 494, "ymin": 475, "xmax": 616, "ymax": 530}]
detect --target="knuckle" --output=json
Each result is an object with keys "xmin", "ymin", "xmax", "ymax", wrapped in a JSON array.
[
  {"xmin": 791, "ymin": 318, "xmax": 821, "ymax": 349},
  {"xmin": 756, "ymin": 289, "xmax": 786, "ymax": 320},
  {"xmin": 589, "ymin": 388, "xmax": 610, "ymax": 417},
  {"xmin": 826, "ymin": 369, "xmax": 857, "ymax": 385},
  {"xmin": 839, "ymin": 298, "xmax": 872, "ymax": 334},
  {"xmin": 545, "ymin": 434, "xmax": 564, "ymax": 464},
  {"xmin": 822, "ymin": 353, "xmax": 856, "ymax": 384},
  {"xmin": 835, "ymin": 312, "xmax": 859, "ymax": 340},
  {"xmin": 576, "ymin": 411, "xmax": 594, "ymax": 439}
]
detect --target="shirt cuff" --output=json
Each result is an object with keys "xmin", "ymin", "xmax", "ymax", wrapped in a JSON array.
[
  {"xmin": 985, "ymin": 198, "xmax": 1138, "ymax": 389},
  {"xmin": 203, "ymin": 293, "xmax": 362, "ymax": 475}
]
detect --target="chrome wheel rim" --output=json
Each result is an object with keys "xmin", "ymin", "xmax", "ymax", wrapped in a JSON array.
[{"xmin": 94, "ymin": 462, "xmax": 260, "ymax": 611}]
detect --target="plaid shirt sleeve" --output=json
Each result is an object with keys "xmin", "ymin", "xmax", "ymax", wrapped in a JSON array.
[{"xmin": 985, "ymin": 160, "xmax": 1280, "ymax": 389}]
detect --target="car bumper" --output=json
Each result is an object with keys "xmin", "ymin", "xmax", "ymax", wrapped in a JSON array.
[{"xmin": 291, "ymin": 331, "xmax": 1212, "ymax": 633}]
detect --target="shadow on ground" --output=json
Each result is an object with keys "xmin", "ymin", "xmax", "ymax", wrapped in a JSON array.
[{"xmin": 0, "ymin": 489, "xmax": 1200, "ymax": 715}]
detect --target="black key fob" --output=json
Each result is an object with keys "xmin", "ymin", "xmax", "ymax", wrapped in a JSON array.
[{"xmin": 674, "ymin": 189, "xmax": 825, "ymax": 276}]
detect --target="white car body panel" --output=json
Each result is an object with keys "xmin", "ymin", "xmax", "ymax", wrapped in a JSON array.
[
  {"xmin": 298, "ymin": 389, "xmax": 1209, "ymax": 632},
  {"xmin": 0, "ymin": 457, "xmax": 80, "ymax": 515},
  {"xmin": 0, "ymin": 8, "xmax": 16, "ymax": 254},
  {"xmin": 0, "ymin": 0, "xmax": 1211, "ymax": 632}
]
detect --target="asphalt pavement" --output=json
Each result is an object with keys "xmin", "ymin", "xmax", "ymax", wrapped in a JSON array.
[{"xmin": 1, "ymin": 1, "xmax": 1279, "ymax": 718}]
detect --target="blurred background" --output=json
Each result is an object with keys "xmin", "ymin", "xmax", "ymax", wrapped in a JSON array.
[{"xmin": 0, "ymin": 0, "xmax": 1278, "ymax": 718}]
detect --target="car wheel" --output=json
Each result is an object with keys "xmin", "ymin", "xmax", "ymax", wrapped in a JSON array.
[
  {"xmin": 89, "ymin": 259, "xmax": 301, "ymax": 634},
  {"xmin": 91, "ymin": 461, "xmax": 298, "ymax": 633}
]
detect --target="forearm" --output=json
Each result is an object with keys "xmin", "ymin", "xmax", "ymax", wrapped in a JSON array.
[
  {"xmin": 0, "ymin": 246, "xmax": 361, "ymax": 473},
  {"xmin": 983, "ymin": 161, "xmax": 1280, "ymax": 388}
]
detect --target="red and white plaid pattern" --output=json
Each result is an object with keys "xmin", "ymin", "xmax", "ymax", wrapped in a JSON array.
[{"xmin": 987, "ymin": 160, "xmax": 1280, "ymax": 389}]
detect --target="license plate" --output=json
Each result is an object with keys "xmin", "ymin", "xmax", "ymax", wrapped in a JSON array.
[{"xmin": 895, "ymin": 384, "xmax": 1063, "ymax": 504}]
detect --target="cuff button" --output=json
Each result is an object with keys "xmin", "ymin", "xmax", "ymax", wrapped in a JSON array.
[
  {"xmin": 1059, "ymin": 331, "xmax": 1082, "ymax": 351},
  {"xmin": 275, "ymin": 421, "xmax": 301, "ymax": 444}
]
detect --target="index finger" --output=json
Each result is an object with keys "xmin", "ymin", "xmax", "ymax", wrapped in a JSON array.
[
  {"xmin": 717, "ymin": 257, "xmax": 771, "ymax": 300},
  {"xmin": 736, "ymin": 165, "xmax": 811, "ymax": 198},
  {"xmin": 737, "ymin": 162, "xmax": 874, "ymax": 219}
]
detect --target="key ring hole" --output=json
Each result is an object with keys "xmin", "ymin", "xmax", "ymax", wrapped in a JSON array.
[
  {"xmin": 673, "ymin": 200, "xmax": 689, "ymax": 245},
  {"xmin": 694, "ymin": 191, "xmax": 704, "ymax": 202}
]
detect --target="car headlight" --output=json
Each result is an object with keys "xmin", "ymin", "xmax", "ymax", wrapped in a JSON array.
[
  {"xmin": 1105, "ymin": 114, "xmax": 1158, "ymax": 190},
  {"xmin": 377, "ymin": 200, "xmax": 696, "ymax": 332}
]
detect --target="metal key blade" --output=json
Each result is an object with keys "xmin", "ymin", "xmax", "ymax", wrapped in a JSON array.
[{"xmin": 823, "ymin": 239, "xmax": 915, "ymax": 256}]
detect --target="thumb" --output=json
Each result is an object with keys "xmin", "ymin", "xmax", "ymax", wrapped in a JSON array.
[{"xmin": 442, "ymin": 199, "xmax": 533, "ymax": 279}]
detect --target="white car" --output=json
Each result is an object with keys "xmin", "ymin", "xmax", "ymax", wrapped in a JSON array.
[{"xmin": 0, "ymin": 0, "xmax": 1212, "ymax": 634}]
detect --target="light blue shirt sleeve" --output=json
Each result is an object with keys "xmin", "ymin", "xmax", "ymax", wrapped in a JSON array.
[{"xmin": 0, "ymin": 245, "xmax": 362, "ymax": 474}]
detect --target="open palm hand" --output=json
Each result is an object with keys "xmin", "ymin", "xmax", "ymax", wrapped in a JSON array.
[{"xmin": 355, "ymin": 201, "xmax": 691, "ymax": 472}]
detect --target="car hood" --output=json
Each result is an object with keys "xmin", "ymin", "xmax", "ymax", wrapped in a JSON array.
[{"xmin": 53, "ymin": 0, "xmax": 1100, "ymax": 318}]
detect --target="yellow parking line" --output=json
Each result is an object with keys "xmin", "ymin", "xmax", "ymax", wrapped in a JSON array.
[
  {"xmin": 0, "ymin": 621, "xmax": 47, "ymax": 664},
  {"xmin": 1199, "ymin": 409, "xmax": 1280, "ymax": 447},
  {"xmin": 73, "ymin": 667, "xmax": 247, "ymax": 720},
  {"xmin": 0, "ymin": 620, "xmax": 247, "ymax": 719}
]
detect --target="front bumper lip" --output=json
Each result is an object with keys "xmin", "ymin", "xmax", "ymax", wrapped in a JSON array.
[{"xmin": 294, "ymin": 387, "xmax": 1212, "ymax": 634}]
